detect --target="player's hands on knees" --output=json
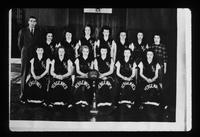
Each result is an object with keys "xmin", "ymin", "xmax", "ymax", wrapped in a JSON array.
[
  {"xmin": 123, "ymin": 76, "xmax": 130, "ymax": 81},
  {"xmin": 33, "ymin": 75, "xmax": 40, "ymax": 80},
  {"xmin": 102, "ymin": 76, "xmax": 107, "ymax": 80},
  {"xmin": 146, "ymin": 78, "xmax": 152, "ymax": 83},
  {"xmin": 54, "ymin": 75, "xmax": 62, "ymax": 80},
  {"xmin": 83, "ymin": 73, "xmax": 88, "ymax": 78},
  {"xmin": 99, "ymin": 74, "xmax": 104, "ymax": 79}
]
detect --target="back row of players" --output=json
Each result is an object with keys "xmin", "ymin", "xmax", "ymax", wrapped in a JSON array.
[{"xmin": 23, "ymin": 25, "xmax": 168, "ymax": 110}]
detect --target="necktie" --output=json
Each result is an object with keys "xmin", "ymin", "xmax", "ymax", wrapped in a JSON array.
[{"xmin": 31, "ymin": 28, "xmax": 34, "ymax": 36}]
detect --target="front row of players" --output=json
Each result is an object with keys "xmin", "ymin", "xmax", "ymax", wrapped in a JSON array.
[{"xmin": 23, "ymin": 44, "xmax": 162, "ymax": 113}]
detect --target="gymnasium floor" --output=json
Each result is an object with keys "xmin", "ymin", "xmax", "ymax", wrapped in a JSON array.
[{"xmin": 9, "ymin": 61, "xmax": 175, "ymax": 122}]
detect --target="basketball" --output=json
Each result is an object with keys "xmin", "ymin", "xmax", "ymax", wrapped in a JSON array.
[{"xmin": 88, "ymin": 70, "xmax": 99, "ymax": 79}]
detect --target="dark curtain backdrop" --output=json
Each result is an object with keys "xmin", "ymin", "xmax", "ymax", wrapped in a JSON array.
[
  {"xmin": 11, "ymin": 8, "xmax": 177, "ymax": 111},
  {"xmin": 12, "ymin": 8, "xmax": 176, "ymax": 57}
]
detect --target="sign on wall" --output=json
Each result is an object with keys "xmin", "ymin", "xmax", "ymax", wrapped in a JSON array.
[{"xmin": 83, "ymin": 8, "xmax": 112, "ymax": 14}]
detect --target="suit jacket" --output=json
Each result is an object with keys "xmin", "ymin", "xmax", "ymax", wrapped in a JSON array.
[{"xmin": 18, "ymin": 26, "xmax": 41, "ymax": 60}]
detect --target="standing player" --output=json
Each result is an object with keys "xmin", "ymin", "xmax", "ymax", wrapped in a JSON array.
[
  {"xmin": 132, "ymin": 31, "xmax": 148, "ymax": 65},
  {"xmin": 61, "ymin": 28, "xmax": 76, "ymax": 62},
  {"xmin": 95, "ymin": 25, "xmax": 117, "ymax": 63},
  {"xmin": 43, "ymin": 31, "xmax": 56, "ymax": 60},
  {"xmin": 47, "ymin": 46, "xmax": 74, "ymax": 108},
  {"xmin": 138, "ymin": 49, "xmax": 162, "ymax": 121},
  {"xmin": 24, "ymin": 46, "xmax": 50, "ymax": 104},
  {"xmin": 61, "ymin": 28, "xmax": 76, "ymax": 86},
  {"xmin": 75, "ymin": 24, "xmax": 95, "ymax": 60},
  {"xmin": 93, "ymin": 47, "xmax": 114, "ymax": 108},
  {"xmin": 115, "ymin": 30, "xmax": 133, "ymax": 62}
]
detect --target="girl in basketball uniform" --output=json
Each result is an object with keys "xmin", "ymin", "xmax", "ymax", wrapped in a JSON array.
[
  {"xmin": 115, "ymin": 30, "xmax": 133, "ymax": 62},
  {"xmin": 24, "ymin": 45, "xmax": 50, "ymax": 104},
  {"xmin": 138, "ymin": 49, "xmax": 162, "ymax": 121},
  {"xmin": 75, "ymin": 24, "xmax": 95, "ymax": 61},
  {"xmin": 115, "ymin": 48, "xmax": 137, "ymax": 109},
  {"xmin": 42, "ymin": 32, "xmax": 57, "ymax": 96},
  {"xmin": 61, "ymin": 28, "xmax": 76, "ymax": 62},
  {"xmin": 74, "ymin": 45, "xmax": 94, "ymax": 108},
  {"xmin": 95, "ymin": 25, "xmax": 117, "ymax": 63},
  {"xmin": 132, "ymin": 31, "xmax": 148, "ymax": 65},
  {"xmin": 93, "ymin": 47, "xmax": 114, "ymax": 108},
  {"xmin": 47, "ymin": 46, "xmax": 74, "ymax": 108},
  {"xmin": 61, "ymin": 28, "xmax": 76, "ymax": 86},
  {"xmin": 43, "ymin": 32, "xmax": 56, "ymax": 60}
]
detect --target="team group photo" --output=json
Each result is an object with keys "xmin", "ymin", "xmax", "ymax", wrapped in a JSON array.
[{"xmin": 9, "ymin": 8, "xmax": 177, "ymax": 123}]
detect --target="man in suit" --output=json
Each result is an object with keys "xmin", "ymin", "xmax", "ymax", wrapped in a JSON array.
[{"xmin": 18, "ymin": 16, "xmax": 41, "ymax": 103}]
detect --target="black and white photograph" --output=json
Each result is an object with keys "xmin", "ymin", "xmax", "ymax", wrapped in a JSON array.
[{"xmin": 8, "ymin": 8, "xmax": 191, "ymax": 131}]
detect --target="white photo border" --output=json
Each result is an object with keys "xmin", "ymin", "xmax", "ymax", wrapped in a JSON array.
[{"xmin": 8, "ymin": 8, "xmax": 192, "ymax": 131}]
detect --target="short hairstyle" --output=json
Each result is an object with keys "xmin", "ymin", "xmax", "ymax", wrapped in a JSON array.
[
  {"xmin": 29, "ymin": 16, "xmax": 37, "ymax": 20},
  {"xmin": 137, "ymin": 30, "xmax": 144, "ymax": 34},
  {"xmin": 100, "ymin": 46, "xmax": 108, "ymax": 53},
  {"xmin": 145, "ymin": 48, "xmax": 154, "ymax": 55},
  {"xmin": 80, "ymin": 45, "xmax": 89, "ymax": 53},
  {"xmin": 46, "ymin": 31, "xmax": 53, "ymax": 36},
  {"xmin": 119, "ymin": 30, "xmax": 127, "ymax": 37},
  {"xmin": 124, "ymin": 47, "xmax": 132, "ymax": 53},
  {"xmin": 136, "ymin": 31, "xmax": 144, "ymax": 39},
  {"xmin": 102, "ymin": 25, "xmax": 111, "ymax": 33},
  {"xmin": 33, "ymin": 45, "xmax": 44, "ymax": 58},
  {"xmin": 34, "ymin": 45, "xmax": 43, "ymax": 51},
  {"xmin": 64, "ymin": 27, "xmax": 73, "ymax": 35},
  {"xmin": 100, "ymin": 25, "xmax": 112, "ymax": 39},
  {"xmin": 57, "ymin": 45, "xmax": 65, "ymax": 52},
  {"xmin": 84, "ymin": 24, "xmax": 93, "ymax": 35},
  {"xmin": 154, "ymin": 34, "xmax": 160, "ymax": 37}
]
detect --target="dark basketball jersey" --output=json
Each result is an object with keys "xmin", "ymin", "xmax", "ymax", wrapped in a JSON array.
[
  {"xmin": 116, "ymin": 40, "xmax": 130, "ymax": 61},
  {"xmin": 96, "ymin": 56, "xmax": 111, "ymax": 74},
  {"xmin": 33, "ymin": 56, "xmax": 46, "ymax": 76},
  {"xmin": 79, "ymin": 37, "xmax": 95, "ymax": 60},
  {"xmin": 97, "ymin": 38, "xmax": 113, "ymax": 58},
  {"xmin": 133, "ymin": 41, "xmax": 147, "ymax": 64},
  {"xmin": 54, "ymin": 57, "xmax": 68, "ymax": 75},
  {"xmin": 61, "ymin": 40, "xmax": 75, "ymax": 62},
  {"xmin": 119, "ymin": 58, "xmax": 133, "ymax": 77},
  {"xmin": 43, "ymin": 41, "xmax": 56, "ymax": 60},
  {"xmin": 78, "ymin": 56, "xmax": 92, "ymax": 74},
  {"xmin": 142, "ymin": 59, "xmax": 158, "ymax": 79}
]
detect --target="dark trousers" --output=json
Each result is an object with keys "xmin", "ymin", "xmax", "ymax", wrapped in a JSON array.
[{"xmin": 20, "ymin": 48, "xmax": 32, "ymax": 100}]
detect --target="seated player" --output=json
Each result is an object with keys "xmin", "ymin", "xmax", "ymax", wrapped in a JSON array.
[
  {"xmin": 138, "ymin": 49, "xmax": 162, "ymax": 121},
  {"xmin": 93, "ymin": 47, "xmax": 114, "ymax": 108},
  {"xmin": 115, "ymin": 48, "xmax": 137, "ymax": 109},
  {"xmin": 24, "ymin": 45, "xmax": 50, "ymax": 104},
  {"xmin": 74, "ymin": 45, "xmax": 94, "ymax": 108},
  {"xmin": 47, "ymin": 46, "xmax": 74, "ymax": 108}
]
